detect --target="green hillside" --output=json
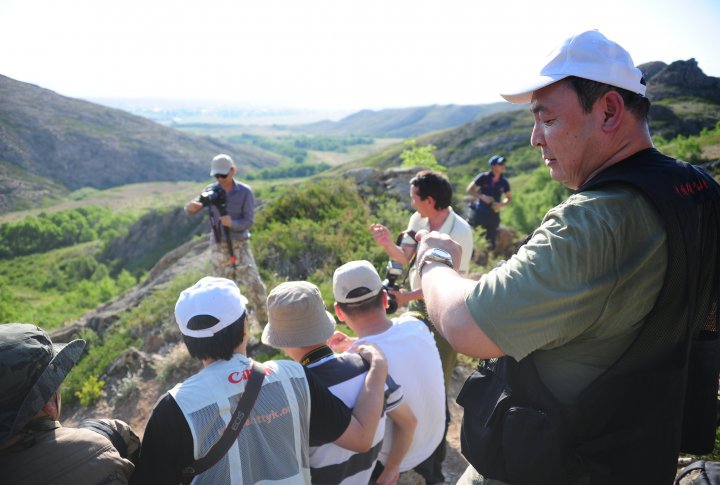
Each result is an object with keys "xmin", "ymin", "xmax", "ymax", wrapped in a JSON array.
[
  {"xmin": 0, "ymin": 74, "xmax": 284, "ymax": 213},
  {"xmin": 292, "ymin": 103, "xmax": 519, "ymax": 138}
]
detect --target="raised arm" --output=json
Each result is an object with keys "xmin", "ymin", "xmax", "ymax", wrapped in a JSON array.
[{"xmin": 370, "ymin": 223, "xmax": 413, "ymax": 265}]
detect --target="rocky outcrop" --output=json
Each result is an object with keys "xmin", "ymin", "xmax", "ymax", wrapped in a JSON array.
[
  {"xmin": 341, "ymin": 166, "xmax": 420, "ymax": 210},
  {"xmin": 642, "ymin": 59, "xmax": 720, "ymax": 104}
]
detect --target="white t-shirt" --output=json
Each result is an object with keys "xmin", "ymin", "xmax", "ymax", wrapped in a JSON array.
[
  {"xmin": 402, "ymin": 207, "xmax": 474, "ymax": 291},
  {"xmin": 353, "ymin": 313, "xmax": 445, "ymax": 471}
]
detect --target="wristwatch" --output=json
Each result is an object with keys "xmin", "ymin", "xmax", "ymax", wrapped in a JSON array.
[{"xmin": 418, "ymin": 248, "xmax": 454, "ymax": 276}]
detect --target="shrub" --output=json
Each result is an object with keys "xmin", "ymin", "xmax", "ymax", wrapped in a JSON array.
[
  {"xmin": 62, "ymin": 327, "xmax": 139, "ymax": 405},
  {"xmin": 75, "ymin": 375, "xmax": 105, "ymax": 407},
  {"xmin": 0, "ymin": 206, "xmax": 137, "ymax": 259},
  {"xmin": 400, "ymin": 140, "xmax": 445, "ymax": 172},
  {"xmin": 502, "ymin": 168, "xmax": 570, "ymax": 234},
  {"xmin": 675, "ymin": 135, "xmax": 702, "ymax": 163},
  {"xmin": 110, "ymin": 373, "xmax": 141, "ymax": 407}
]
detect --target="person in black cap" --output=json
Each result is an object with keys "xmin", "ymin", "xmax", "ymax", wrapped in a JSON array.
[
  {"xmin": 466, "ymin": 154, "xmax": 512, "ymax": 251},
  {"xmin": 0, "ymin": 323, "xmax": 138, "ymax": 484}
]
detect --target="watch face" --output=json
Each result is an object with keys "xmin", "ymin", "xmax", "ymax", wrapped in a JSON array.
[
  {"xmin": 422, "ymin": 248, "xmax": 453, "ymax": 269},
  {"xmin": 430, "ymin": 248, "xmax": 452, "ymax": 259}
]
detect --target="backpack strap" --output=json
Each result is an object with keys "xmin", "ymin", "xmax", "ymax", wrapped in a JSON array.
[{"xmin": 180, "ymin": 360, "xmax": 266, "ymax": 484}]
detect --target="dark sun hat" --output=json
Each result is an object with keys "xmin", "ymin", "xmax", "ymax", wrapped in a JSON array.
[{"xmin": 0, "ymin": 323, "xmax": 85, "ymax": 445}]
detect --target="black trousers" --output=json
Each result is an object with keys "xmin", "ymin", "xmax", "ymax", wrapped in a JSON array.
[{"xmin": 469, "ymin": 206, "xmax": 500, "ymax": 250}]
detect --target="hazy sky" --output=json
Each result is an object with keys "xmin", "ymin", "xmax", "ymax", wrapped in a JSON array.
[{"xmin": 1, "ymin": 0, "xmax": 719, "ymax": 111}]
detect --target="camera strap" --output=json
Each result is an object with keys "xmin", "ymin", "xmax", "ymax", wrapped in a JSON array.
[
  {"xmin": 209, "ymin": 210, "xmax": 223, "ymax": 244},
  {"xmin": 180, "ymin": 361, "xmax": 266, "ymax": 484}
]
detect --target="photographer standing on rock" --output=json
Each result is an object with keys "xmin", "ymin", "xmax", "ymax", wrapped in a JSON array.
[{"xmin": 185, "ymin": 154, "xmax": 268, "ymax": 328}]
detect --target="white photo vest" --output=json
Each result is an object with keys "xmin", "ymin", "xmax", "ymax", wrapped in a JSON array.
[{"xmin": 170, "ymin": 354, "xmax": 311, "ymax": 484}]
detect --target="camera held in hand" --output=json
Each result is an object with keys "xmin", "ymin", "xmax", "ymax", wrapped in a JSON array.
[
  {"xmin": 198, "ymin": 183, "xmax": 228, "ymax": 216},
  {"xmin": 383, "ymin": 259, "xmax": 403, "ymax": 314}
]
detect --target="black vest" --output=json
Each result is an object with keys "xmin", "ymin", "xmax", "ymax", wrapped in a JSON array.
[{"xmin": 457, "ymin": 149, "xmax": 720, "ymax": 485}]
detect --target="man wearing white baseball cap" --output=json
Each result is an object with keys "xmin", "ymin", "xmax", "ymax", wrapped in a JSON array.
[
  {"xmin": 414, "ymin": 30, "xmax": 720, "ymax": 484},
  {"xmin": 132, "ymin": 277, "xmax": 388, "ymax": 485}
]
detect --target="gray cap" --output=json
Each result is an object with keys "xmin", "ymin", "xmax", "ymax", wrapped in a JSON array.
[
  {"xmin": 262, "ymin": 281, "xmax": 336, "ymax": 348},
  {"xmin": 0, "ymin": 323, "xmax": 85, "ymax": 445},
  {"xmin": 210, "ymin": 154, "xmax": 235, "ymax": 176}
]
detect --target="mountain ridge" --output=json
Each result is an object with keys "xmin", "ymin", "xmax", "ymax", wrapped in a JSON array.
[
  {"xmin": 2, "ymin": 57, "xmax": 718, "ymax": 213},
  {"xmin": 0, "ymin": 75, "xmax": 283, "ymax": 212},
  {"xmin": 369, "ymin": 59, "xmax": 720, "ymax": 178},
  {"xmin": 290, "ymin": 102, "xmax": 518, "ymax": 138}
]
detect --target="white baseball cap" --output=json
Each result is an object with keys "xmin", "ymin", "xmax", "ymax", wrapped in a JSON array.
[
  {"xmin": 500, "ymin": 30, "xmax": 646, "ymax": 104},
  {"xmin": 210, "ymin": 154, "xmax": 234, "ymax": 176},
  {"xmin": 175, "ymin": 277, "xmax": 248, "ymax": 338}
]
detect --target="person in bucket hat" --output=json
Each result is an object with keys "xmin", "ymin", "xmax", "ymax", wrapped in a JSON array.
[
  {"xmin": 262, "ymin": 280, "xmax": 416, "ymax": 485},
  {"xmin": 132, "ymin": 277, "xmax": 388, "ymax": 485},
  {"xmin": 0, "ymin": 323, "xmax": 137, "ymax": 484},
  {"xmin": 415, "ymin": 30, "xmax": 720, "ymax": 484}
]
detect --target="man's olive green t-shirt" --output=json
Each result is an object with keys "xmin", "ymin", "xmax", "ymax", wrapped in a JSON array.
[{"xmin": 465, "ymin": 185, "xmax": 667, "ymax": 404}]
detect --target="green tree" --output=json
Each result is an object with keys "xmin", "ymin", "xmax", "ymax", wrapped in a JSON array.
[{"xmin": 400, "ymin": 140, "xmax": 445, "ymax": 172}]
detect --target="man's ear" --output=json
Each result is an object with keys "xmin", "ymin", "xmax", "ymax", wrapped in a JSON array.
[
  {"xmin": 381, "ymin": 290, "xmax": 389, "ymax": 310},
  {"xmin": 42, "ymin": 392, "xmax": 61, "ymax": 420},
  {"xmin": 334, "ymin": 302, "xmax": 346, "ymax": 321},
  {"xmin": 600, "ymin": 90, "xmax": 625, "ymax": 131},
  {"xmin": 425, "ymin": 195, "xmax": 437, "ymax": 209}
]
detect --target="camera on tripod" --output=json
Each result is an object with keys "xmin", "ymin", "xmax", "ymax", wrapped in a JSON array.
[
  {"xmin": 198, "ymin": 183, "xmax": 228, "ymax": 216},
  {"xmin": 382, "ymin": 259, "xmax": 403, "ymax": 314}
]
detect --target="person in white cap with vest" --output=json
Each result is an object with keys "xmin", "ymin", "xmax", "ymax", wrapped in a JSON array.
[
  {"xmin": 261, "ymin": 280, "xmax": 417, "ymax": 485},
  {"xmin": 132, "ymin": 277, "xmax": 388, "ymax": 485},
  {"xmin": 327, "ymin": 260, "xmax": 445, "ymax": 484},
  {"xmin": 185, "ymin": 153, "xmax": 268, "ymax": 329},
  {"xmin": 414, "ymin": 30, "xmax": 720, "ymax": 484}
]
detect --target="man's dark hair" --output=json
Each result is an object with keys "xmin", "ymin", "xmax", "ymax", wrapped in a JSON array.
[
  {"xmin": 564, "ymin": 76, "xmax": 651, "ymax": 120},
  {"xmin": 410, "ymin": 170, "xmax": 453, "ymax": 209},
  {"xmin": 337, "ymin": 291, "xmax": 384, "ymax": 317},
  {"xmin": 182, "ymin": 314, "xmax": 246, "ymax": 361}
]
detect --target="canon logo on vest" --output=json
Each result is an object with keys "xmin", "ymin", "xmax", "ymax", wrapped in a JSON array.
[{"xmin": 228, "ymin": 366, "xmax": 272, "ymax": 383}]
